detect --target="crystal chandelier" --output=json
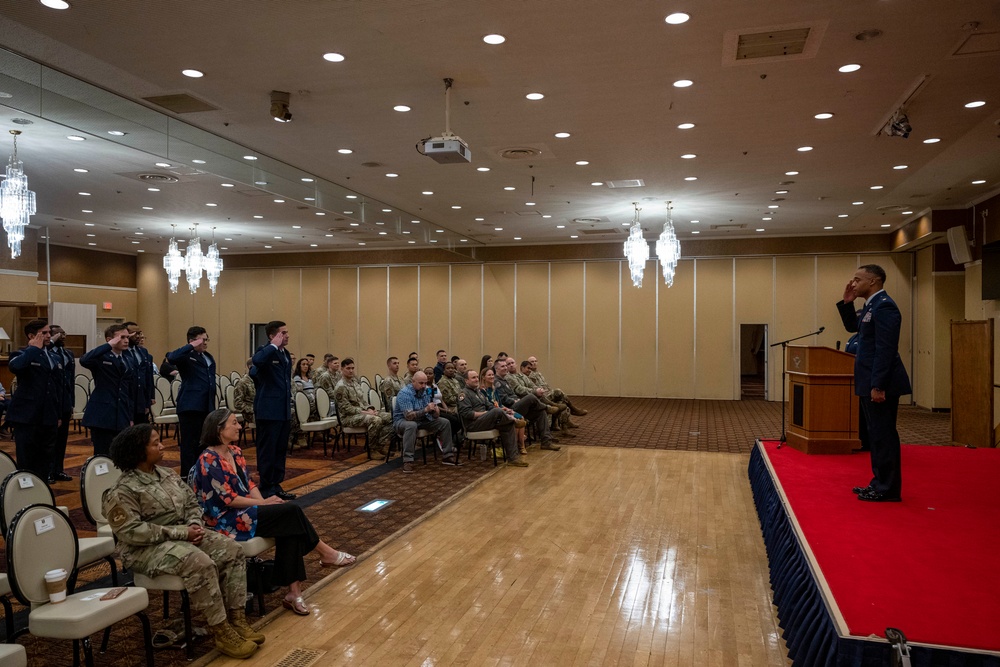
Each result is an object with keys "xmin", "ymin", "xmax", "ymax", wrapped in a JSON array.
[
  {"xmin": 655, "ymin": 200, "xmax": 682, "ymax": 287},
  {"xmin": 0, "ymin": 130, "xmax": 37, "ymax": 259},
  {"xmin": 163, "ymin": 232, "xmax": 184, "ymax": 292},
  {"xmin": 623, "ymin": 202, "xmax": 649, "ymax": 287},
  {"xmin": 162, "ymin": 224, "xmax": 223, "ymax": 295},
  {"xmin": 183, "ymin": 228, "xmax": 205, "ymax": 294},
  {"xmin": 203, "ymin": 229, "xmax": 223, "ymax": 296}
]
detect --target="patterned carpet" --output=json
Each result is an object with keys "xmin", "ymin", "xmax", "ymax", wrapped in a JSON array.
[{"xmin": 0, "ymin": 397, "xmax": 953, "ymax": 665}]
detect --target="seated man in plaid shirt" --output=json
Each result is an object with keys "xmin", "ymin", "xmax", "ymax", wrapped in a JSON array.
[{"xmin": 392, "ymin": 371, "xmax": 460, "ymax": 473}]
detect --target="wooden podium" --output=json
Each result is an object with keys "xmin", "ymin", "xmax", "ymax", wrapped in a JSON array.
[{"xmin": 785, "ymin": 345, "xmax": 860, "ymax": 454}]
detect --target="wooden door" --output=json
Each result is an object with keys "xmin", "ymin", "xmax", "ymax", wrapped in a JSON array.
[{"xmin": 951, "ymin": 320, "xmax": 994, "ymax": 447}]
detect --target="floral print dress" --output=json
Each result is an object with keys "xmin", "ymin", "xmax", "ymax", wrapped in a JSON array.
[{"xmin": 194, "ymin": 445, "xmax": 258, "ymax": 540}]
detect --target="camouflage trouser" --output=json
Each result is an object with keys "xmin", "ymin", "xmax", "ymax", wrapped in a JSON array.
[
  {"xmin": 125, "ymin": 530, "xmax": 246, "ymax": 626},
  {"xmin": 538, "ymin": 394, "xmax": 571, "ymax": 428},
  {"xmin": 341, "ymin": 411, "xmax": 393, "ymax": 450}
]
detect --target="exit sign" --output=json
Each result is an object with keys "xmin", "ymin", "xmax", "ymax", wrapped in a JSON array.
[{"xmin": 102, "ymin": 302, "xmax": 112, "ymax": 311}]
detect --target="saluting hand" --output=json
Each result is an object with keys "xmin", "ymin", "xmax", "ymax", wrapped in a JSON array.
[{"xmin": 843, "ymin": 281, "xmax": 857, "ymax": 303}]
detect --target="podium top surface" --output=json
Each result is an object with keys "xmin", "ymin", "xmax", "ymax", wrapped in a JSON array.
[{"xmin": 786, "ymin": 345, "xmax": 855, "ymax": 376}]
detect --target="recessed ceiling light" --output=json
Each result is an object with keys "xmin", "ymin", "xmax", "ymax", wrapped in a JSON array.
[
  {"xmin": 88, "ymin": 242, "xmax": 96, "ymax": 246},
  {"xmin": 901, "ymin": 211, "xmax": 913, "ymax": 215},
  {"xmin": 221, "ymin": 183, "xmax": 234, "ymax": 188},
  {"xmin": 881, "ymin": 224, "xmax": 891, "ymax": 228},
  {"xmin": 852, "ymin": 201, "xmax": 864, "ymax": 205},
  {"xmin": 381, "ymin": 208, "xmax": 391, "ymax": 212},
  {"xmin": 495, "ymin": 227, "xmax": 503, "ymax": 231},
  {"xmin": 964, "ymin": 100, "xmax": 986, "ymax": 108},
  {"xmin": 483, "ymin": 34, "xmax": 506, "ymax": 45},
  {"xmin": 84, "ymin": 222, "xmax": 94, "ymax": 226},
  {"xmin": 923, "ymin": 138, "xmax": 940, "ymax": 144},
  {"xmin": 304, "ymin": 197, "xmax": 315, "ymax": 201},
  {"xmin": 358, "ymin": 242, "xmax": 366, "ymax": 246},
  {"xmin": 554, "ymin": 132, "xmax": 571, "ymax": 138},
  {"xmin": 677, "ymin": 123, "xmax": 695, "ymax": 129},
  {"xmin": 429, "ymin": 239, "xmax": 438, "ymax": 243},
  {"xmin": 346, "ymin": 195, "xmax": 358, "ymax": 199},
  {"xmin": 337, "ymin": 148, "xmax": 353, "ymax": 154},
  {"xmin": 684, "ymin": 176, "xmax": 698, "ymax": 181},
  {"xmin": 838, "ymin": 63, "xmax": 861, "ymax": 73},
  {"xmin": 767, "ymin": 205, "xmax": 779, "ymax": 209},
  {"xmin": 192, "ymin": 159, "xmax": 206, "ymax": 164},
  {"xmin": 273, "ymin": 236, "xmax": 282, "ymax": 239},
  {"xmin": 316, "ymin": 212, "xmax": 326, "ymax": 216},
  {"xmin": 691, "ymin": 230, "xmax": 700, "ymax": 234},
  {"xmin": 108, "ymin": 130, "xmax": 126, "ymax": 136},
  {"xmin": 402, "ymin": 230, "xmax": 410, "ymax": 234},
  {"xmin": 243, "ymin": 155, "xmax": 257, "ymax": 160},
  {"xmin": 762, "ymin": 217, "xmax": 772, "ymax": 221},
  {"xmin": 73, "ymin": 168, "xmax": 88, "ymax": 172},
  {"xmin": 141, "ymin": 206, "xmax": 152, "ymax": 210},
  {"xmin": 408, "ymin": 240, "xmax": 416, "ymax": 244},
  {"xmin": 477, "ymin": 167, "xmax": 490, "ymax": 172},
  {"xmin": 137, "ymin": 249, "xmax": 145, "ymax": 253},
  {"xmin": 756, "ymin": 228, "xmax": 765, "ymax": 232},
  {"xmin": 224, "ymin": 238, "xmax": 232, "ymax": 241},
  {"xmin": 254, "ymin": 181, "xmax": 268, "ymax": 186},
  {"xmin": 147, "ymin": 187, "xmax": 159, "ymax": 192},
  {"xmin": 785, "ymin": 171, "xmax": 799, "ymax": 176},
  {"xmin": 504, "ymin": 186, "xmax": 516, "ymax": 190},
  {"xmin": 526, "ymin": 92, "xmax": 545, "ymax": 100},
  {"xmin": 451, "ymin": 205, "xmax": 462, "ymax": 209},
  {"xmin": 253, "ymin": 215, "xmax": 263, "ymax": 219},
  {"xmin": 673, "ymin": 79, "xmax": 693, "ymax": 88},
  {"xmin": 556, "ymin": 225, "xmax": 566, "ymax": 229},
  {"xmin": 131, "ymin": 241, "xmax": 140, "ymax": 245},
  {"xmin": 824, "ymin": 226, "xmax": 833, "ymax": 230},
  {"xmin": 40, "ymin": 0, "xmax": 71, "ymax": 9},
  {"xmin": 155, "ymin": 162, "xmax": 172, "ymax": 168},
  {"xmin": 525, "ymin": 202, "xmax": 536, "ymax": 206},
  {"xmin": 411, "ymin": 220, "xmax": 421, "ymax": 223},
  {"xmin": 350, "ymin": 222, "xmax": 359, "ymax": 226},
  {"xmin": 393, "ymin": 105, "xmax": 411, "ymax": 112},
  {"xmin": 206, "ymin": 202, "xmax": 218, "ymax": 207},
  {"xmin": 838, "ymin": 214, "xmax": 848, "ymax": 218},
  {"xmin": 514, "ymin": 237, "xmax": 522, "ymax": 240},
  {"xmin": 66, "ymin": 135, "xmax": 86, "ymax": 141},
  {"xmin": 81, "ymin": 209, "xmax": 92, "ymax": 213},
  {"xmin": 591, "ymin": 182, "xmax": 604, "ymax": 186},
  {"xmin": 972, "ymin": 179, "xmax": 986, "ymax": 185},
  {"xmin": 797, "ymin": 146, "xmax": 813, "ymax": 152},
  {"xmin": 570, "ymin": 235, "xmax": 579, "ymax": 239},
  {"xmin": 421, "ymin": 191, "xmax": 434, "ymax": 196},
  {"xmin": 870, "ymin": 185, "xmax": 883, "ymax": 190},
  {"xmin": 273, "ymin": 199, "xmax": 284, "ymax": 203},
  {"xmin": 775, "ymin": 190, "xmax": 788, "ymax": 194},
  {"xmin": 814, "ymin": 113, "xmax": 834, "ymax": 120},
  {"xmin": 292, "ymin": 225, "xmax": 302, "ymax": 229},
  {"xmin": 475, "ymin": 217, "xmax": 485, "ymax": 221},
  {"xmin": 386, "ymin": 173, "xmax": 398, "ymax": 177},
  {"xmin": 576, "ymin": 160, "xmax": 589, "ymax": 165},
  {"xmin": 181, "ymin": 69, "xmax": 204, "ymax": 78},
  {"xmin": 378, "ymin": 231, "xmax": 388, "ymax": 236},
  {"xmin": 301, "ymin": 177, "xmax": 314, "ymax": 182},
  {"xmin": 78, "ymin": 191, "xmax": 91, "ymax": 196},
  {"xmin": 86, "ymin": 234, "xmax": 95, "ymax": 237},
  {"xmin": 310, "ymin": 243, "xmax": 318, "ymax": 247},
  {"xmin": 681, "ymin": 153, "xmax": 696, "ymax": 159},
  {"xmin": 690, "ymin": 220, "xmax": 700, "ymax": 224},
  {"xmin": 323, "ymin": 52, "xmax": 345, "ymax": 62},
  {"xmin": 542, "ymin": 214, "xmax": 552, "ymax": 219},
  {"xmin": 893, "ymin": 165, "xmax": 908, "ymax": 170},
  {"xmin": 344, "ymin": 211, "xmax": 354, "ymax": 214},
  {"xmin": 460, "ymin": 239, "xmax": 468, "ymax": 242},
  {"xmin": 665, "ymin": 12, "xmax": 690, "ymax": 24},
  {"xmin": 264, "ymin": 245, "xmax": 272, "ymax": 249},
  {"xmin": 325, "ymin": 234, "xmax": 333, "ymax": 237}
]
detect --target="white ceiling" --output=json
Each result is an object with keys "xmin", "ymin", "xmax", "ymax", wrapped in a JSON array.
[{"xmin": 0, "ymin": 0, "xmax": 999, "ymax": 256}]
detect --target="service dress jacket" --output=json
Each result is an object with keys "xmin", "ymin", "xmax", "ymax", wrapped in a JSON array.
[
  {"xmin": 837, "ymin": 293, "xmax": 912, "ymax": 397},
  {"xmin": 7, "ymin": 346, "xmax": 62, "ymax": 426},
  {"xmin": 80, "ymin": 343, "xmax": 135, "ymax": 430},
  {"xmin": 251, "ymin": 344, "xmax": 291, "ymax": 421},
  {"xmin": 167, "ymin": 343, "xmax": 217, "ymax": 413}
]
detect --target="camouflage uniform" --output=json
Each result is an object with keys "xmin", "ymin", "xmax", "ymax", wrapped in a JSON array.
[
  {"xmin": 233, "ymin": 373, "xmax": 255, "ymax": 425},
  {"xmin": 334, "ymin": 377, "xmax": 393, "ymax": 452},
  {"xmin": 456, "ymin": 386, "xmax": 518, "ymax": 461},
  {"xmin": 529, "ymin": 370, "xmax": 569, "ymax": 404},
  {"xmin": 438, "ymin": 376, "xmax": 463, "ymax": 411},
  {"xmin": 518, "ymin": 371, "xmax": 571, "ymax": 429},
  {"xmin": 379, "ymin": 374, "xmax": 404, "ymax": 402},
  {"xmin": 103, "ymin": 465, "xmax": 247, "ymax": 626}
]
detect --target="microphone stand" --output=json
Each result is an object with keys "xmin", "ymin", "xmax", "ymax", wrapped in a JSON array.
[{"xmin": 769, "ymin": 327, "xmax": 825, "ymax": 448}]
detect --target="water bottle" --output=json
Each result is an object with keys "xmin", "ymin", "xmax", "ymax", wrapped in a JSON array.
[{"xmin": 479, "ymin": 443, "xmax": 488, "ymax": 461}]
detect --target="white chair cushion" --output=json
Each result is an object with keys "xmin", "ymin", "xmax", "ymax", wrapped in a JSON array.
[
  {"xmin": 0, "ymin": 643, "xmax": 26, "ymax": 667},
  {"xmin": 133, "ymin": 572, "xmax": 185, "ymax": 591},
  {"xmin": 242, "ymin": 536, "xmax": 275, "ymax": 558},
  {"xmin": 466, "ymin": 430, "xmax": 500, "ymax": 439},
  {"xmin": 77, "ymin": 537, "xmax": 115, "ymax": 565},
  {"xmin": 29, "ymin": 586, "xmax": 148, "ymax": 639},
  {"xmin": 0, "ymin": 573, "xmax": 10, "ymax": 596},
  {"xmin": 97, "ymin": 523, "xmax": 114, "ymax": 538}
]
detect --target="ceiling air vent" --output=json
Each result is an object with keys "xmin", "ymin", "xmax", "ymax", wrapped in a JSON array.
[
  {"xmin": 499, "ymin": 147, "xmax": 542, "ymax": 160},
  {"xmin": 143, "ymin": 94, "xmax": 218, "ymax": 114},
  {"xmin": 579, "ymin": 228, "xmax": 623, "ymax": 235},
  {"xmin": 606, "ymin": 179, "xmax": 644, "ymax": 189},
  {"xmin": 710, "ymin": 223, "xmax": 747, "ymax": 230},
  {"xmin": 137, "ymin": 173, "xmax": 179, "ymax": 183},
  {"xmin": 361, "ymin": 162, "xmax": 384, "ymax": 168},
  {"xmin": 572, "ymin": 217, "xmax": 606, "ymax": 224},
  {"xmin": 876, "ymin": 205, "xmax": 909, "ymax": 213},
  {"xmin": 951, "ymin": 31, "xmax": 1000, "ymax": 57},
  {"xmin": 723, "ymin": 21, "xmax": 827, "ymax": 65}
]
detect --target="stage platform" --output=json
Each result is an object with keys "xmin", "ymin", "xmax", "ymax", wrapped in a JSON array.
[{"xmin": 750, "ymin": 439, "xmax": 1000, "ymax": 666}]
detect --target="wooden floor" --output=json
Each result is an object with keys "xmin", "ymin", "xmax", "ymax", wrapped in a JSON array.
[{"xmin": 213, "ymin": 446, "xmax": 789, "ymax": 667}]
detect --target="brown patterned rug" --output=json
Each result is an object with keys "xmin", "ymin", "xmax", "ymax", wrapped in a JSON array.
[{"xmin": 0, "ymin": 397, "xmax": 953, "ymax": 665}]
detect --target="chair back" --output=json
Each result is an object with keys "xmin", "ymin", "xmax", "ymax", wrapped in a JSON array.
[
  {"xmin": 170, "ymin": 379, "xmax": 181, "ymax": 403},
  {"xmin": 315, "ymin": 387, "xmax": 333, "ymax": 418},
  {"xmin": 74, "ymin": 382, "xmax": 89, "ymax": 409},
  {"xmin": 294, "ymin": 392, "xmax": 312, "ymax": 424},
  {"xmin": 79, "ymin": 456, "xmax": 121, "ymax": 528},
  {"xmin": 367, "ymin": 387, "xmax": 383, "ymax": 411},
  {"xmin": 360, "ymin": 376, "xmax": 371, "ymax": 391},
  {"xmin": 225, "ymin": 384, "xmax": 237, "ymax": 412},
  {"xmin": 374, "ymin": 373, "xmax": 383, "ymax": 389},
  {"xmin": 5, "ymin": 504, "xmax": 79, "ymax": 606},
  {"xmin": 0, "ymin": 471, "xmax": 55, "ymax": 536},
  {"xmin": 150, "ymin": 389, "xmax": 165, "ymax": 418},
  {"xmin": 0, "ymin": 451, "xmax": 16, "ymax": 488},
  {"xmin": 155, "ymin": 375, "xmax": 173, "ymax": 406},
  {"xmin": 230, "ymin": 371, "xmax": 241, "ymax": 383}
]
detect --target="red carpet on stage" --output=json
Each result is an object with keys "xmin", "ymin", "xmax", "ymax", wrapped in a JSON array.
[{"xmin": 759, "ymin": 439, "xmax": 1000, "ymax": 652}]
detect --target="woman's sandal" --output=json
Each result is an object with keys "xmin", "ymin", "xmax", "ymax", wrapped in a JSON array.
[
  {"xmin": 282, "ymin": 596, "xmax": 309, "ymax": 616},
  {"xmin": 320, "ymin": 551, "xmax": 356, "ymax": 567}
]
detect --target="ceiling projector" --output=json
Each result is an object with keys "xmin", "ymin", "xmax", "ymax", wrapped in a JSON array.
[{"xmin": 420, "ymin": 135, "xmax": 471, "ymax": 164}]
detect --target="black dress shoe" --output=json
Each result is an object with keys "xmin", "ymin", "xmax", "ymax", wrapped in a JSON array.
[
  {"xmin": 274, "ymin": 489, "xmax": 297, "ymax": 500},
  {"xmin": 52, "ymin": 472, "xmax": 72, "ymax": 482},
  {"xmin": 852, "ymin": 447, "xmax": 871, "ymax": 453},
  {"xmin": 857, "ymin": 489, "xmax": 901, "ymax": 502},
  {"xmin": 852, "ymin": 485, "xmax": 872, "ymax": 494}
]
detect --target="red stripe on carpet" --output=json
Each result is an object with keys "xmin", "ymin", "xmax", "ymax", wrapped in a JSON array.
[{"xmin": 760, "ymin": 439, "xmax": 1000, "ymax": 652}]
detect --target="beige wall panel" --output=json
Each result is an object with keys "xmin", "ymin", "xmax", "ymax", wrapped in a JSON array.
[
  {"xmin": 136, "ymin": 254, "xmax": 169, "ymax": 363},
  {"xmin": 388, "ymin": 266, "xmax": 419, "ymax": 362},
  {"xmin": 191, "ymin": 290, "xmax": 221, "ymax": 370},
  {"xmin": 734, "ymin": 258, "xmax": 774, "ymax": 325},
  {"xmin": 299, "ymin": 268, "xmax": 330, "ymax": 362},
  {"xmin": 418, "ymin": 265, "xmax": 450, "ymax": 359},
  {"xmin": 450, "ymin": 264, "xmax": 483, "ymax": 363},
  {"xmin": 773, "ymin": 257, "xmax": 817, "ymax": 402},
  {"xmin": 272, "ymin": 270, "xmax": 302, "ymax": 356},
  {"xmin": 40, "ymin": 284, "xmax": 137, "ymax": 325},
  {"xmin": 816, "ymin": 255, "xmax": 863, "ymax": 350},
  {"xmin": 167, "ymin": 285, "xmax": 195, "ymax": 354},
  {"xmin": 514, "ymin": 263, "xmax": 549, "ymax": 364},
  {"xmin": 357, "ymin": 267, "xmax": 388, "ymax": 380},
  {"xmin": 933, "ymin": 274, "xmax": 965, "ymax": 408},
  {"xmin": 657, "ymin": 259, "xmax": 695, "ymax": 397},
  {"xmin": 216, "ymin": 270, "xmax": 247, "ymax": 376},
  {"xmin": 243, "ymin": 270, "xmax": 274, "ymax": 325},
  {"xmin": 329, "ymin": 268, "xmax": 359, "ymax": 359},
  {"xmin": 547, "ymin": 263, "xmax": 584, "ymax": 395},
  {"xmin": 695, "ymin": 259, "xmax": 736, "ymax": 399},
  {"xmin": 3, "ymin": 275, "xmax": 36, "ymax": 303},
  {"xmin": 482, "ymin": 264, "xmax": 515, "ymax": 358},
  {"xmin": 912, "ymin": 249, "xmax": 934, "ymax": 407},
  {"xmin": 583, "ymin": 261, "xmax": 621, "ymax": 396},
  {"xmin": 619, "ymin": 263, "xmax": 657, "ymax": 397}
]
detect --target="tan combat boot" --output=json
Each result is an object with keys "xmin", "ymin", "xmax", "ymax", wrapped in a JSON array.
[
  {"xmin": 229, "ymin": 608, "xmax": 266, "ymax": 645},
  {"xmin": 209, "ymin": 620, "xmax": 259, "ymax": 659}
]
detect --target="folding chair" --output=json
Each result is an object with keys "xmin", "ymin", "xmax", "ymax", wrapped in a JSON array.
[{"xmin": 79, "ymin": 456, "xmax": 121, "ymax": 539}]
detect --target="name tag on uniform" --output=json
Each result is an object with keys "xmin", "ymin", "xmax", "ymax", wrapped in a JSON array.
[
  {"xmin": 30, "ymin": 362, "xmax": 41, "ymax": 367},
  {"xmin": 862, "ymin": 312, "xmax": 872, "ymax": 323},
  {"xmin": 103, "ymin": 360, "xmax": 113, "ymax": 365}
]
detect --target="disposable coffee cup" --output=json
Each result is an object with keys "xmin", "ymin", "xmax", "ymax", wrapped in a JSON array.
[{"xmin": 44, "ymin": 569, "xmax": 68, "ymax": 603}]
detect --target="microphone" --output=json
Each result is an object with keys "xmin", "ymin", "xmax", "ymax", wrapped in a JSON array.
[
  {"xmin": 818, "ymin": 326, "xmax": 825, "ymax": 333},
  {"xmin": 836, "ymin": 340, "xmax": 841, "ymax": 350}
]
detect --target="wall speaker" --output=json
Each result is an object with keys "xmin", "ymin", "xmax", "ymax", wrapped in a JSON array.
[{"xmin": 946, "ymin": 226, "xmax": 973, "ymax": 265}]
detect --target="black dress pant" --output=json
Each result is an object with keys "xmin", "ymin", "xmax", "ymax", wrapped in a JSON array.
[
  {"xmin": 253, "ymin": 502, "xmax": 319, "ymax": 586},
  {"xmin": 13, "ymin": 422, "xmax": 56, "ymax": 479},
  {"xmin": 90, "ymin": 427, "xmax": 119, "ymax": 458},
  {"xmin": 48, "ymin": 411, "xmax": 72, "ymax": 477},
  {"xmin": 178, "ymin": 411, "xmax": 209, "ymax": 478},
  {"xmin": 861, "ymin": 395, "xmax": 901, "ymax": 497},
  {"xmin": 256, "ymin": 418, "xmax": 291, "ymax": 495}
]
